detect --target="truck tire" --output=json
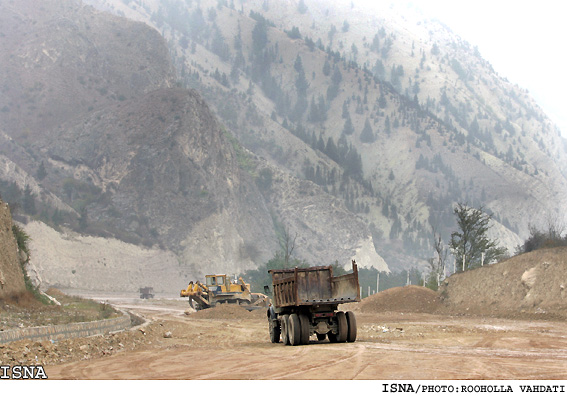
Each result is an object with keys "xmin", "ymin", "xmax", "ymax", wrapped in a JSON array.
[
  {"xmin": 281, "ymin": 315, "xmax": 290, "ymax": 345},
  {"xmin": 329, "ymin": 311, "xmax": 348, "ymax": 342},
  {"xmin": 269, "ymin": 320, "xmax": 281, "ymax": 343},
  {"xmin": 299, "ymin": 313, "xmax": 310, "ymax": 345},
  {"xmin": 288, "ymin": 314, "xmax": 301, "ymax": 346},
  {"xmin": 346, "ymin": 311, "xmax": 357, "ymax": 342}
]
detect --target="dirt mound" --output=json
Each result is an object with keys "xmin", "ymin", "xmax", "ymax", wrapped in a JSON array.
[
  {"xmin": 189, "ymin": 304, "xmax": 256, "ymax": 320},
  {"xmin": 359, "ymin": 285, "xmax": 442, "ymax": 314},
  {"xmin": 439, "ymin": 247, "xmax": 567, "ymax": 319},
  {"xmin": 0, "ymin": 290, "xmax": 43, "ymax": 309},
  {"xmin": 45, "ymin": 287, "xmax": 66, "ymax": 298},
  {"xmin": 0, "ymin": 201, "xmax": 26, "ymax": 299}
]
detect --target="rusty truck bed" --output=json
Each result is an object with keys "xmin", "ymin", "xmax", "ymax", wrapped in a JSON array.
[{"xmin": 269, "ymin": 261, "xmax": 360, "ymax": 308}]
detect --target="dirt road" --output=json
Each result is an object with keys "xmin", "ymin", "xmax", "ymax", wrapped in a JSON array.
[{"xmin": 44, "ymin": 296, "xmax": 567, "ymax": 380}]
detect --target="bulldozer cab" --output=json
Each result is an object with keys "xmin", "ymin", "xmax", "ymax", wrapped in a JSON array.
[{"xmin": 205, "ymin": 275, "xmax": 228, "ymax": 292}]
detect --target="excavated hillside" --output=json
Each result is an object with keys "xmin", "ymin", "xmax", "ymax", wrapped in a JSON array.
[
  {"xmin": 358, "ymin": 247, "xmax": 567, "ymax": 320},
  {"xmin": 439, "ymin": 247, "xmax": 567, "ymax": 319},
  {"xmin": 0, "ymin": 200, "xmax": 26, "ymax": 299},
  {"xmin": 358, "ymin": 285, "xmax": 442, "ymax": 314}
]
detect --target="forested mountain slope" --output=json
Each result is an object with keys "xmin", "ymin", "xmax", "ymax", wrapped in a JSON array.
[
  {"xmin": 82, "ymin": 0, "xmax": 567, "ymax": 271},
  {"xmin": 0, "ymin": 0, "xmax": 385, "ymax": 293}
]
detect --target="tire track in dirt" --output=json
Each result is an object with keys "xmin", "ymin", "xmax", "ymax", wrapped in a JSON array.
[
  {"xmin": 44, "ymin": 299, "xmax": 567, "ymax": 380},
  {"xmin": 265, "ymin": 342, "xmax": 367, "ymax": 380},
  {"xmin": 364, "ymin": 340, "xmax": 567, "ymax": 360},
  {"xmin": 193, "ymin": 346, "xmax": 312, "ymax": 380}
]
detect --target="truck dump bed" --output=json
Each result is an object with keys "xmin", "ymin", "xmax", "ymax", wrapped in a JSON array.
[{"xmin": 269, "ymin": 260, "xmax": 360, "ymax": 308}]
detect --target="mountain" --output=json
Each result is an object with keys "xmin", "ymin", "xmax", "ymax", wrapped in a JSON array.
[
  {"xmin": 1, "ymin": 0, "xmax": 566, "ymax": 293},
  {"xmin": 0, "ymin": 0, "xmax": 385, "ymax": 292},
  {"xmin": 80, "ymin": 0, "xmax": 567, "ymax": 268}
]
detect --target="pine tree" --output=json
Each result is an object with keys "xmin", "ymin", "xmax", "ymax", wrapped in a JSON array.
[
  {"xmin": 342, "ymin": 115, "xmax": 354, "ymax": 135},
  {"xmin": 22, "ymin": 184, "xmax": 36, "ymax": 215},
  {"xmin": 323, "ymin": 59, "xmax": 331, "ymax": 76},
  {"xmin": 36, "ymin": 161, "xmax": 47, "ymax": 181},
  {"xmin": 360, "ymin": 118, "xmax": 375, "ymax": 143}
]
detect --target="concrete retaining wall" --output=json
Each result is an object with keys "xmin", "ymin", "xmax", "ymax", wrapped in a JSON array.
[{"xmin": 0, "ymin": 313, "xmax": 131, "ymax": 344}]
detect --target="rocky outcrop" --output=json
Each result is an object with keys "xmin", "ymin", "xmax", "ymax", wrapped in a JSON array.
[
  {"xmin": 34, "ymin": 87, "xmax": 279, "ymax": 273},
  {"xmin": 268, "ymin": 173, "xmax": 388, "ymax": 270}
]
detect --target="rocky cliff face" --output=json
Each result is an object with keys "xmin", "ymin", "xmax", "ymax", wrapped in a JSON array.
[
  {"xmin": 34, "ymin": 87, "xmax": 280, "ymax": 274},
  {"xmin": 0, "ymin": 200, "xmax": 26, "ymax": 298}
]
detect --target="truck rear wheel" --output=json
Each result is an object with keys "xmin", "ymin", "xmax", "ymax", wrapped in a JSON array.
[
  {"xmin": 288, "ymin": 314, "xmax": 301, "ymax": 346},
  {"xmin": 329, "ymin": 311, "xmax": 348, "ymax": 343},
  {"xmin": 299, "ymin": 314, "xmax": 310, "ymax": 345},
  {"xmin": 336, "ymin": 311, "xmax": 348, "ymax": 342},
  {"xmin": 281, "ymin": 315, "xmax": 290, "ymax": 345},
  {"xmin": 346, "ymin": 311, "xmax": 357, "ymax": 342},
  {"xmin": 269, "ymin": 320, "xmax": 281, "ymax": 343}
]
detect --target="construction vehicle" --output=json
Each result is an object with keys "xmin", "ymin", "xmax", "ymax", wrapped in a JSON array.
[
  {"xmin": 139, "ymin": 287, "xmax": 154, "ymax": 299},
  {"xmin": 265, "ymin": 260, "xmax": 360, "ymax": 345},
  {"xmin": 180, "ymin": 274, "xmax": 267, "ymax": 310}
]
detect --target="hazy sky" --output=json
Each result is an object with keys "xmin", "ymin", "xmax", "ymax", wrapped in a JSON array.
[
  {"xmin": 357, "ymin": 0, "xmax": 567, "ymax": 137},
  {"xmin": 418, "ymin": 0, "xmax": 567, "ymax": 137}
]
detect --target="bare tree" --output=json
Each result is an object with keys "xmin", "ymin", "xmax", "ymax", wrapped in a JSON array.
[
  {"xmin": 518, "ymin": 215, "xmax": 567, "ymax": 254},
  {"xmin": 429, "ymin": 224, "xmax": 448, "ymax": 287},
  {"xmin": 545, "ymin": 212, "xmax": 565, "ymax": 241},
  {"xmin": 280, "ymin": 227, "xmax": 297, "ymax": 267}
]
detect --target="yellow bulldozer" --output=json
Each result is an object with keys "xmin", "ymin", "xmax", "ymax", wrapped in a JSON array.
[{"xmin": 180, "ymin": 274, "xmax": 267, "ymax": 311}]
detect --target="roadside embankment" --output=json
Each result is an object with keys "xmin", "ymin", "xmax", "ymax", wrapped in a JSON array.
[{"xmin": 0, "ymin": 312, "xmax": 131, "ymax": 344}]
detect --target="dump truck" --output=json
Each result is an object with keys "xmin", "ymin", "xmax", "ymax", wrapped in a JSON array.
[
  {"xmin": 180, "ymin": 274, "xmax": 267, "ymax": 310},
  {"xmin": 265, "ymin": 260, "xmax": 360, "ymax": 346},
  {"xmin": 139, "ymin": 287, "xmax": 154, "ymax": 299}
]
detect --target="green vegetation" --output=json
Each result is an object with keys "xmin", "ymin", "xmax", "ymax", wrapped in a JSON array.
[
  {"xmin": 449, "ymin": 203, "xmax": 507, "ymax": 272},
  {"xmin": 221, "ymin": 128, "xmax": 256, "ymax": 173},
  {"xmin": 240, "ymin": 251, "xmax": 308, "ymax": 294},
  {"xmin": 11, "ymin": 223, "xmax": 30, "ymax": 258},
  {"xmin": 11, "ymin": 223, "xmax": 51, "ymax": 305},
  {"xmin": 255, "ymin": 168, "xmax": 273, "ymax": 191}
]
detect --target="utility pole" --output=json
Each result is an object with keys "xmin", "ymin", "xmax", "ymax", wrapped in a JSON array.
[
  {"xmin": 453, "ymin": 257, "xmax": 456, "ymax": 274},
  {"xmin": 376, "ymin": 272, "xmax": 380, "ymax": 293}
]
